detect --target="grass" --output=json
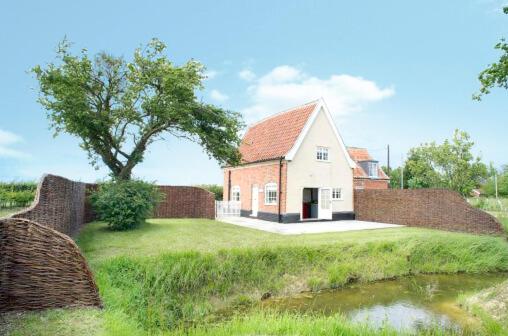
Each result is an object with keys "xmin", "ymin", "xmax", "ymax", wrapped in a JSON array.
[
  {"xmin": 468, "ymin": 197, "xmax": 508, "ymax": 213},
  {"xmin": 174, "ymin": 311, "xmax": 461, "ymax": 336},
  {"xmin": 4, "ymin": 219, "xmax": 508, "ymax": 336},
  {"xmin": 0, "ymin": 207, "xmax": 25, "ymax": 218},
  {"xmin": 0, "ymin": 309, "xmax": 104, "ymax": 336},
  {"xmin": 77, "ymin": 218, "xmax": 501, "ymax": 263},
  {"xmin": 468, "ymin": 197, "xmax": 508, "ymax": 235}
]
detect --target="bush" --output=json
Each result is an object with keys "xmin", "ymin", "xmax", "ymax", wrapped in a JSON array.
[
  {"xmin": 91, "ymin": 180, "xmax": 163, "ymax": 230},
  {"xmin": 195, "ymin": 184, "xmax": 223, "ymax": 200}
]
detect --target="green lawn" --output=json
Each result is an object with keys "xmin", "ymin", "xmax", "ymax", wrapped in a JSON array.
[
  {"xmin": 0, "ymin": 207, "xmax": 25, "ymax": 218},
  {"xmin": 4, "ymin": 219, "xmax": 508, "ymax": 336},
  {"xmin": 77, "ymin": 218, "xmax": 488, "ymax": 264}
]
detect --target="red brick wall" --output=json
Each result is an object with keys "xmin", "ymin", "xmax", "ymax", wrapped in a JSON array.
[
  {"xmin": 354, "ymin": 189, "xmax": 503, "ymax": 235},
  {"xmin": 354, "ymin": 178, "xmax": 389, "ymax": 190},
  {"xmin": 153, "ymin": 186, "xmax": 215, "ymax": 219},
  {"xmin": 223, "ymin": 160, "xmax": 287, "ymax": 215}
]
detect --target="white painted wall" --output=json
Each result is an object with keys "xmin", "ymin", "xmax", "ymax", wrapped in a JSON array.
[{"xmin": 285, "ymin": 107, "xmax": 354, "ymax": 215}]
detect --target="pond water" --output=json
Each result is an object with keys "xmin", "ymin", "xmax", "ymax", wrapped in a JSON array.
[{"xmin": 262, "ymin": 273, "xmax": 508, "ymax": 333}]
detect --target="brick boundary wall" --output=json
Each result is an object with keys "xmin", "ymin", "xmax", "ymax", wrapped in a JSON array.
[
  {"xmin": 354, "ymin": 189, "xmax": 503, "ymax": 235},
  {"xmin": 153, "ymin": 186, "xmax": 215, "ymax": 219}
]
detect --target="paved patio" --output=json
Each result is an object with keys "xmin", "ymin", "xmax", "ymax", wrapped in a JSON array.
[{"xmin": 217, "ymin": 216, "xmax": 403, "ymax": 235}]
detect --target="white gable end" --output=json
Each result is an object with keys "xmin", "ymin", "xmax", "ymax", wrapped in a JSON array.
[
  {"xmin": 284, "ymin": 99, "xmax": 356, "ymax": 168},
  {"xmin": 284, "ymin": 101, "xmax": 355, "ymax": 215}
]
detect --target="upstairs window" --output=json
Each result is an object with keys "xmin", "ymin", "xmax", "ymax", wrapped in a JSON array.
[
  {"xmin": 368, "ymin": 162, "xmax": 379, "ymax": 178},
  {"xmin": 264, "ymin": 183, "xmax": 277, "ymax": 205},
  {"xmin": 332, "ymin": 188, "xmax": 342, "ymax": 200},
  {"xmin": 231, "ymin": 186, "xmax": 241, "ymax": 201},
  {"xmin": 316, "ymin": 146, "xmax": 329, "ymax": 161}
]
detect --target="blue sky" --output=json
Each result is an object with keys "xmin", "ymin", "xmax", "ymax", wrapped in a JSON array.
[{"xmin": 0, "ymin": 0, "xmax": 507, "ymax": 184}]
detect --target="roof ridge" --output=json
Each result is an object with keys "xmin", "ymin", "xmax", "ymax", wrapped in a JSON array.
[{"xmin": 247, "ymin": 99, "xmax": 320, "ymax": 129}]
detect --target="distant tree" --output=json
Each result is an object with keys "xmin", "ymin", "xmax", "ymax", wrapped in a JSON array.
[
  {"xmin": 32, "ymin": 39, "xmax": 243, "ymax": 180},
  {"xmin": 383, "ymin": 166, "xmax": 406, "ymax": 189},
  {"xmin": 403, "ymin": 130, "xmax": 487, "ymax": 196},
  {"xmin": 405, "ymin": 148, "xmax": 442, "ymax": 189},
  {"xmin": 481, "ymin": 164, "xmax": 508, "ymax": 197},
  {"xmin": 474, "ymin": 7, "xmax": 508, "ymax": 101}
]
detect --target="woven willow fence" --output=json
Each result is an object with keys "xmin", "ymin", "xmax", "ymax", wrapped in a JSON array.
[
  {"xmin": 0, "ymin": 174, "xmax": 215, "ymax": 312},
  {"xmin": 0, "ymin": 218, "xmax": 101, "ymax": 312},
  {"xmin": 0, "ymin": 174, "xmax": 101, "ymax": 312}
]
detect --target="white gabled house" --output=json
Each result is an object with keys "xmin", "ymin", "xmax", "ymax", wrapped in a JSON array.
[{"xmin": 223, "ymin": 98, "xmax": 356, "ymax": 223}]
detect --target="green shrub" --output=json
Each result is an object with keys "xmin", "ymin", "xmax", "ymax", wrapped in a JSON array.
[
  {"xmin": 195, "ymin": 184, "xmax": 223, "ymax": 200},
  {"xmin": 91, "ymin": 180, "xmax": 163, "ymax": 231}
]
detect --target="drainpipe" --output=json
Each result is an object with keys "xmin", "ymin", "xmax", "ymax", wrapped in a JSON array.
[
  {"xmin": 227, "ymin": 170, "xmax": 231, "ymax": 201},
  {"xmin": 278, "ymin": 157, "xmax": 283, "ymax": 223}
]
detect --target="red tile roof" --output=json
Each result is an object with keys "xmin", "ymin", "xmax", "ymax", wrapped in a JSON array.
[
  {"xmin": 347, "ymin": 147, "xmax": 389, "ymax": 179},
  {"xmin": 239, "ymin": 101, "xmax": 318, "ymax": 163}
]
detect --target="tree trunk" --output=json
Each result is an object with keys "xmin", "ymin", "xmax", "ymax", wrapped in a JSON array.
[{"xmin": 117, "ymin": 167, "xmax": 132, "ymax": 180}]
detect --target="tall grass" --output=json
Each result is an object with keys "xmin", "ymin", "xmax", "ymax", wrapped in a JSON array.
[
  {"xmin": 176, "ymin": 311, "xmax": 461, "ymax": 336},
  {"xmin": 468, "ymin": 197, "xmax": 508, "ymax": 234},
  {"xmin": 93, "ymin": 234, "xmax": 508, "ymax": 332},
  {"xmin": 468, "ymin": 197, "xmax": 508, "ymax": 213}
]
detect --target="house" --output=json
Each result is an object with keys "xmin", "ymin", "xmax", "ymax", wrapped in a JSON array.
[
  {"xmin": 347, "ymin": 147, "xmax": 390, "ymax": 189},
  {"xmin": 223, "ymin": 98, "xmax": 356, "ymax": 223},
  {"xmin": 470, "ymin": 189, "xmax": 482, "ymax": 198}
]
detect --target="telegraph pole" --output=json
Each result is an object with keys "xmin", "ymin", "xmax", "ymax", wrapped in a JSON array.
[
  {"xmin": 400, "ymin": 153, "xmax": 404, "ymax": 189},
  {"xmin": 387, "ymin": 145, "xmax": 391, "ymax": 174},
  {"xmin": 495, "ymin": 174, "xmax": 499, "ymax": 200}
]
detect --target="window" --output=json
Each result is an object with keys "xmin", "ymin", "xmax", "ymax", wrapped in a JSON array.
[
  {"xmin": 368, "ymin": 162, "xmax": 379, "ymax": 178},
  {"xmin": 316, "ymin": 146, "xmax": 329, "ymax": 161},
  {"xmin": 231, "ymin": 186, "xmax": 240, "ymax": 201},
  {"xmin": 332, "ymin": 188, "xmax": 342, "ymax": 200},
  {"xmin": 264, "ymin": 183, "xmax": 277, "ymax": 205}
]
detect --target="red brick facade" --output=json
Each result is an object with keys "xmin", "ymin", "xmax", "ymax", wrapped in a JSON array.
[
  {"xmin": 223, "ymin": 160, "xmax": 287, "ymax": 218},
  {"xmin": 354, "ymin": 178, "xmax": 389, "ymax": 190}
]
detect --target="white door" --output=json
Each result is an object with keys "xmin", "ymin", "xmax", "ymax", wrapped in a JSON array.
[
  {"xmin": 318, "ymin": 187, "xmax": 332, "ymax": 220},
  {"xmin": 251, "ymin": 185, "xmax": 258, "ymax": 217}
]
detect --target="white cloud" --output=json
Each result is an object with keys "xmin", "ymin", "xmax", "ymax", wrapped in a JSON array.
[
  {"xmin": 204, "ymin": 70, "xmax": 218, "ymax": 80},
  {"xmin": 241, "ymin": 65, "xmax": 394, "ymax": 121},
  {"xmin": 210, "ymin": 89, "xmax": 229, "ymax": 102},
  {"xmin": 238, "ymin": 68, "xmax": 257, "ymax": 82},
  {"xmin": 0, "ymin": 129, "xmax": 29, "ymax": 159}
]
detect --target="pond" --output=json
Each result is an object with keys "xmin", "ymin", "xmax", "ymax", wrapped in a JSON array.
[{"xmin": 262, "ymin": 273, "xmax": 508, "ymax": 333}]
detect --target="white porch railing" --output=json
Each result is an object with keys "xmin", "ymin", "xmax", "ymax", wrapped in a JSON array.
[{"xmin": 215, "ymin": 201, "xmax": 241, "ymax": 217}]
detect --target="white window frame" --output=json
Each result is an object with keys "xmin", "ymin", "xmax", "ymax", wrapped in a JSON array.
[
  {"xmin": 368, "ymin": 162, "xmax": 379, "ymax": 178},
  {"xmin": 231, "ymin": 186, "xmax": 241, "ymax": 202},
  {"xmin": 316, "ymin": 146, "xmax": 329, "ymax": 162},
  {"xmin": 264, "ymin": 183, "xmax": 278, "ymax": 205},
  {"xmin": 332, "ymin": 188, "xmax": 343, "ymax": 200}
]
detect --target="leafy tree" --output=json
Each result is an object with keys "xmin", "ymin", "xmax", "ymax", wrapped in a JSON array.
[
  {"xmin": 32, "ymin": 39, "xmax": 243, "ymax": 180},
  {"xmin": 474, "ymin": 7, "xmax": 508, "ymax": 101},
  {"xmin": 405, "ymin": 148, "xmax": 442, "ymax": 189},
  {"xmin": 383, "ymin": 166, "xmax": 406, "ymax": 189},
  {"xmin": 403, "ymin": 130, "xmax": 487, "ymax": 196}
]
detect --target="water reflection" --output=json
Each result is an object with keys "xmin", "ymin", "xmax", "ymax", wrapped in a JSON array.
[{"xmin": 264, "ymin": 273, "xmax": 507, "ymax": 332}]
